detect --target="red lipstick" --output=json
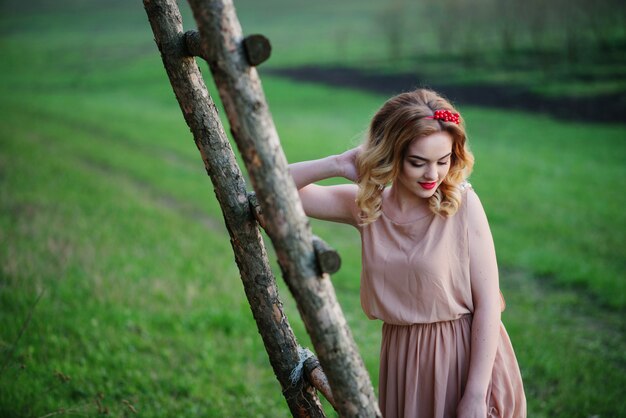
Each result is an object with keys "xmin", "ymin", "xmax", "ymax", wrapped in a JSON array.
[{"xmin": 419, "ymin": 182, "xmax": 437, "ymax": 190}]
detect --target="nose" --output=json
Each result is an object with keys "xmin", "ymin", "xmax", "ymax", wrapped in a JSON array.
[{"xmin": 424, "ymin": 164, "xmax": 437, "ymax": 181}]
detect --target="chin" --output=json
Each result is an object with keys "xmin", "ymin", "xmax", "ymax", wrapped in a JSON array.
[{"xmin": 413, "ymin": 189, "xmax": 437, "ymax": 199}]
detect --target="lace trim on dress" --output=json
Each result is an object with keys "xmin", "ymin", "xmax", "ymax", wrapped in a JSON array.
[{"xmin": 459, "ymin": 180, "xmax": 473, "ymax": 191}]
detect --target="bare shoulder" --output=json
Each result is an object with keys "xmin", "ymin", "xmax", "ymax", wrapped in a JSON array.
[{"xmin": 463, "ymin": 184, "xmax": 492, "ymax": 236}]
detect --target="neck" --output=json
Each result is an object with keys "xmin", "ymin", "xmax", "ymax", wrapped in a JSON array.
[{"xmin": 386, "ymin": 183, "xmax": 430, "ymax": 215}]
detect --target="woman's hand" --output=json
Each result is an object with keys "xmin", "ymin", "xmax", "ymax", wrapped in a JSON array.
[
  {"xmin": 457, "ymin": 392, "xmax": 488, "ymax": 418},
  {"xmin": 336, "ymin": 146, "xmax": 362, "ymax": 182}
]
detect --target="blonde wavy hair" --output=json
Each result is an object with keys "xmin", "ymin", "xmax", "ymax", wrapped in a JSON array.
[{"xmin": 356, "ymin": 89, "xmax": 474, "ymax": 225}]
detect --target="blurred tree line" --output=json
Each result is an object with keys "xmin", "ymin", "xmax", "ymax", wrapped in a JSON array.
[{"xmin": 377, "ymin": 0, "xmax": 625, "ymax": 64}]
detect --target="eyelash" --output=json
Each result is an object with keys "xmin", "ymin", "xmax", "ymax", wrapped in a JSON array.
[{"xmin": 410, "ymin": 161, "xmax": 449, "ymax": 167}]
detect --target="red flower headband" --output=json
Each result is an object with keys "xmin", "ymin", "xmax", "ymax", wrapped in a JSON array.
[{"xmin": 425, "ymin": 109, "xmax": 460, "ymax": 125}]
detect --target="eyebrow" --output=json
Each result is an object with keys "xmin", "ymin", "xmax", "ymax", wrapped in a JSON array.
[{"xmin": 407, "ymin": 152, "xmax": 452, "ymax": 162}]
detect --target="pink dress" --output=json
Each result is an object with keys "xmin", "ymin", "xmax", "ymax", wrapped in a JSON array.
[{"xmin": 359, "ymin": 187, "xmax": 526, "ymax": 418}]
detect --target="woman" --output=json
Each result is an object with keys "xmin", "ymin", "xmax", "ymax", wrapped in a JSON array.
[{"xmin": 289, "ymin": 89, "xmax": 526, "ymax": 418}]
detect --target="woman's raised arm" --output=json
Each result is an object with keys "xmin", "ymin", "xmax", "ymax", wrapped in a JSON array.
[{"xmin": 289, "ymin": 147, "xmax": 361, "ymax": 226}]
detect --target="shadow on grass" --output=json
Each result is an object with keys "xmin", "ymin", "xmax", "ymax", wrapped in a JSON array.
[{"xmin": 266, "ymin": 65, "xmax": 626, "ymax": 123}]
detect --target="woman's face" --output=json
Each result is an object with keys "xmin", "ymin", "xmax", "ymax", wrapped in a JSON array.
[{"xmin": 396, "ymin": 131, "xmax": 453, "ymax": 199}]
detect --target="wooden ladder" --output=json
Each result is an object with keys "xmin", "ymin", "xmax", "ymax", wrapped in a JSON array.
[{"xmin": 143, "ymin": 1, "xmax": 381, "ymax": 416}]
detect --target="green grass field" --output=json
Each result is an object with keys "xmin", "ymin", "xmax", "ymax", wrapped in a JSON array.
[{"xmin": 1, "ymin": 1, "xmax": 625, "ymax": 417}]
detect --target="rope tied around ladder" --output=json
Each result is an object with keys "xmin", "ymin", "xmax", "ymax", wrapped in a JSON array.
[
  {"xmin": 289, "ymin": 346, "xmax": 316, "ymax": 387},
  {"xmin": 284, "ymin": 346, "xmax": 337, "ymax": 410}
]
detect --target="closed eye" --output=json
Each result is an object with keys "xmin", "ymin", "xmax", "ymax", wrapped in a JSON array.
[{"xmin": 407, "ymin": 152, "xmax": 452, "ymax": 166}]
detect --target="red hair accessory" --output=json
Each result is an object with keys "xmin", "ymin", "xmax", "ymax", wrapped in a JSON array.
[{"xmin": 426, "ymin": 109, "xmax": 460, "ymax": 125}]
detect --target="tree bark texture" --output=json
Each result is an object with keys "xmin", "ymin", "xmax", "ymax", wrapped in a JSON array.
[
  {"xmin": 186, "ymin": 1, "xmax": 381, "ymax": 416},
  {"xmin": 142, "ymin": 1, "xmax": 325, "ymax": 416},
  {"xmin": 248, "ymin": 192, "xmax": 341, "ymax": 276}
]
